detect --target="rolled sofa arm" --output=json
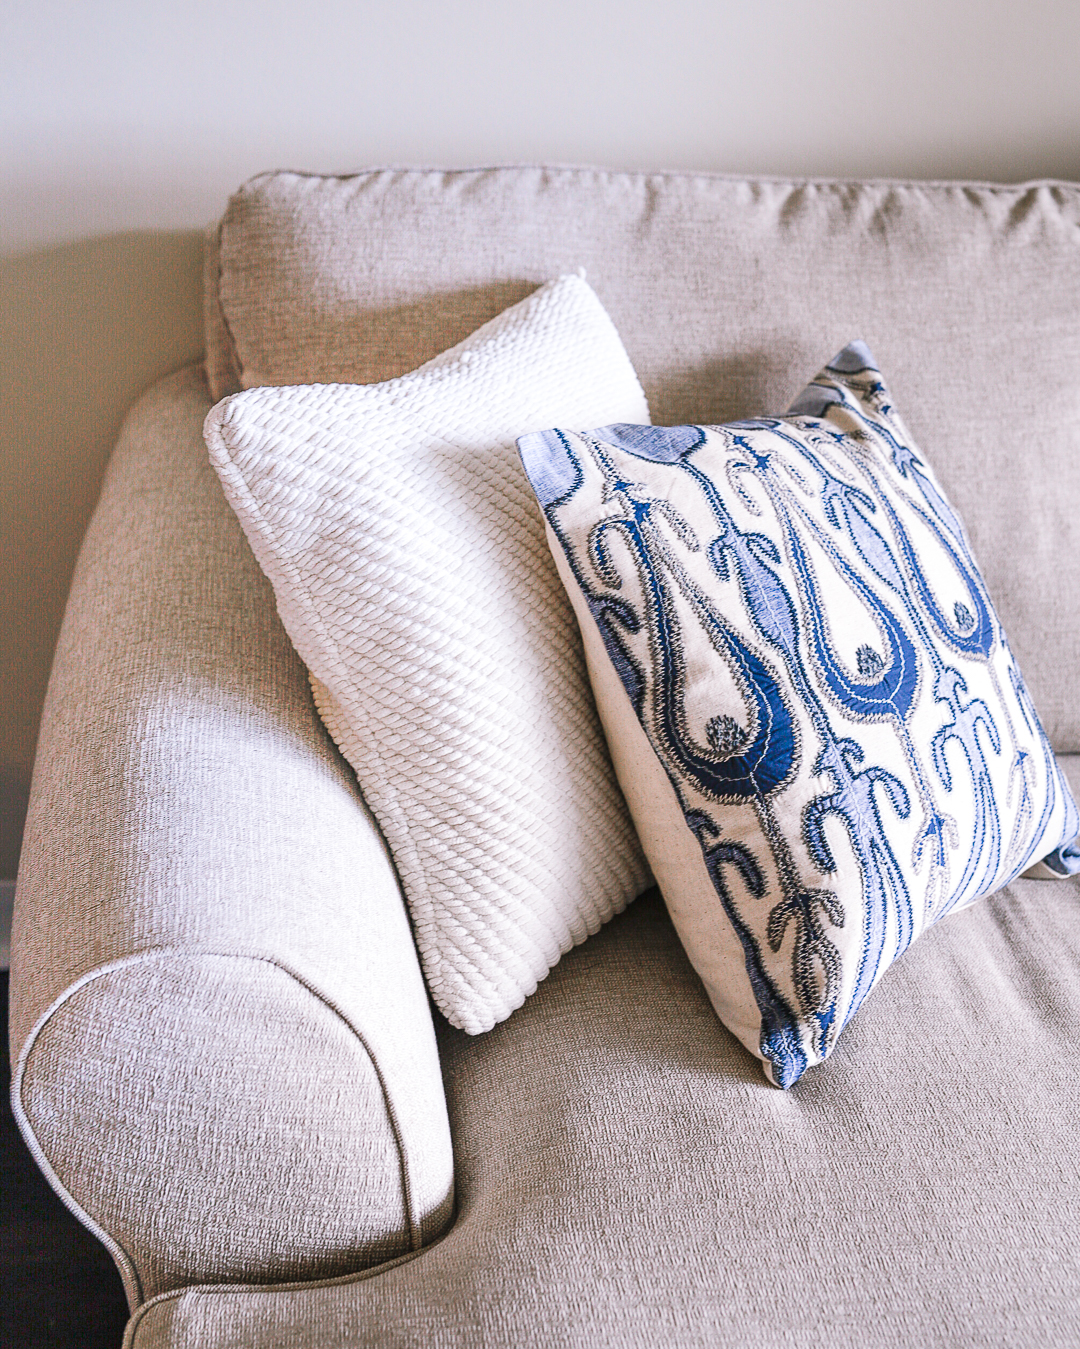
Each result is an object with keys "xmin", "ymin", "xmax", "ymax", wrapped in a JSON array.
[{"xmin": 9, "ymin": 366, "xmax": 454, "ymax": 1309}]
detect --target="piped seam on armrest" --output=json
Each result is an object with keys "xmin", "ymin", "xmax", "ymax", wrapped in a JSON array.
[
  {"xmin": 120, "ymin": 1231, "xmax": 453, "ymax": 1349},
  {"xmin": 11, "ymin": 947, "xmax": 426, "ymax": 1311}
]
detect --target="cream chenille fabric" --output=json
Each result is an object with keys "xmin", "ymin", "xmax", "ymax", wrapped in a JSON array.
[{"xmin": 204, "ymin": 275, "xmax": 653, "ymax": 1034}]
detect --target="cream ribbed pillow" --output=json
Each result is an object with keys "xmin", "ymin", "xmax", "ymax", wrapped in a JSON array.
[{"xmin": 204, "ymin": 275, "xmax": 653, "ymax": 1032}]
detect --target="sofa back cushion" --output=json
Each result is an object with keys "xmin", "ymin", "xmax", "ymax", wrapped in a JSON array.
[{"xmin": 206, "ymin": 168, "xmax": 1080, "ymax": 751}]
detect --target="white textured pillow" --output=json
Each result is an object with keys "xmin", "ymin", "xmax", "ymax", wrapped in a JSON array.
[{"xmin": 204, "ymin": 275, "xmax": 653, "ymax": 1033}]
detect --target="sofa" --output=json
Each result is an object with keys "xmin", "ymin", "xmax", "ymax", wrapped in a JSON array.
[{"xmin": 10, "ymin": 166, "xmax": 1080, "ymax": 1347}]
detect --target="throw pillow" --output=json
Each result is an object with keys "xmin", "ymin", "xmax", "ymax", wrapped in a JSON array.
[
  {"xmin": 204, "ymin": 274, "xmax": 653, "ymax": 1034},
  {"xmin": 518, "ymin": 341, "xmax": 1080, "ymax": 1087}
]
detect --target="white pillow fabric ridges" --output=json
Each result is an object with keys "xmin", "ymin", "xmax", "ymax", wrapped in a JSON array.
[{"xmin": 204, "ymin": 275, "xmax": 653, "ymax": 1033}]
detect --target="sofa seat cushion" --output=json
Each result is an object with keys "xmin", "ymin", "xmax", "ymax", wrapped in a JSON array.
[{"xmin": 129, "ymin": 812, "xmax": 1080, "ymax": 1348}]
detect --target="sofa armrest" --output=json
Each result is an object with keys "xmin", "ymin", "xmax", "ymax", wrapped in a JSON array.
[{"xmin": 9, "ymin": 365, "xmax": 454, "ymax": 1308}]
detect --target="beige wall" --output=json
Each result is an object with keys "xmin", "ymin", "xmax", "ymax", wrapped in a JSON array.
[{"xmin": 3, "ymin": 0, "xmax": 1080, "ymax": 864}]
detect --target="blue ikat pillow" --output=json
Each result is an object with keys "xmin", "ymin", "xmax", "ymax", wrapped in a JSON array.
[{"xmin": 518, "ymin": 342, "xmax": 1080, "ymax": 1088}]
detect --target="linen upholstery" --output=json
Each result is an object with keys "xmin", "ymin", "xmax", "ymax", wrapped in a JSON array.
[
  {"xmin": 14, "ymin": 168, "xmax": 1080, "ymax": 1346},
  {"xmin": 208, "ymin": 168, "xmax": 1080, "ymax": 752},
  {"xmin": 9, "ymin": 367, "xmax": 454, "ymax": 1304},
  {"xmin": 19, "ymin": 955, "xmax": 417, "ymax": 1299},
  {"xmin": 128, "ymin": 866, "xmax": 1080, "ymax": 1349}
]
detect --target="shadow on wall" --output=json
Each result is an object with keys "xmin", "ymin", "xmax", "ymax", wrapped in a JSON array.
[
  {"xmin": 0, "ymin": 229, "xmax": 205, "ymax": 868},
  {"xmin": 0, "ymin": 767, "xmax": 29, "ymax": 881}
]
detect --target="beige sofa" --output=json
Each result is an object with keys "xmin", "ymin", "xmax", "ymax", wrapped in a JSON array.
[{"xmin": 11, "ymin": 168, "xmax": 1080, "ymax": 1347}]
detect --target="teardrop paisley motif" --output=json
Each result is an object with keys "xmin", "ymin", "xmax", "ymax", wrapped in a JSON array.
[{"xmin": 518, "ymin": 345, "xmax": 1079, "ymax": 1086}]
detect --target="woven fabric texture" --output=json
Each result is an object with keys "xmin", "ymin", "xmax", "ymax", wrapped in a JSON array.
[
  {"xmin": 19, "ymin": 955, "xmax": 415, "ymax": 1301},
  {"xmin": 521, "ymin": 344, "xmax": 1078, "ymax": 1086},
  {"xmin": 129, "ymin": 861, "xmax": 1080, "ymax": 1349},
  {"xmin": 208, "ymin": 168, "xmax": 1080, "ymax": 752},
  {"xmin": 205, "ymin": 275, "xmax": 653, "ymax": 1034},
  {"xmin": 16, "ymin": 169, "xmax": 1080, "ymax": 1343},
  {"xmin": 10, "ymin": 367, "xmax": 454, "ymax": 1302}
]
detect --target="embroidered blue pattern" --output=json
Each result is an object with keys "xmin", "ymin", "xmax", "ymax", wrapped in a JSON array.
[{"xmin": 519, "ymin": 343, "xmax": 1080, "ymax": 1087}]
